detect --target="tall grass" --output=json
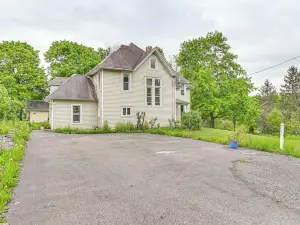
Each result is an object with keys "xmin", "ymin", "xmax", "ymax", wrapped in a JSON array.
[
  {"xmin": 0, "ymin": 121, "xmax": 14, "ymax": 135},
  {"xmin": 0, "ymin": 121, "xmax": 30, "ymax": 222}
]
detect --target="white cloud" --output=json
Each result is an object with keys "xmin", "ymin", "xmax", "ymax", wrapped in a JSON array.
[{"xmin": 1, "ymin": 0, "xmax": 300, "ymax": 89}]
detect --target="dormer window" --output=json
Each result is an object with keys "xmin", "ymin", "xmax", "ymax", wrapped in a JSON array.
[{"xmin": 150, "ymin": 58, "xmax": 156, "ymax": 69}]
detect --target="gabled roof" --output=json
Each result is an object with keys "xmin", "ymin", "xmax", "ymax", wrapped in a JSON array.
[
  {"xmin": 26, "ymin": 100, "xmax": 49, "ymax": 111},
  {"xmin": 45, "ymin": 75, "xmax": 97, "ymax": 101},
  {"xmin": 49, "ymin": 77, "xmax": 69, "ymax": 86},
  {"xmin": 86, "ymin": 43, "xmax": 180, "ymax": 78}
]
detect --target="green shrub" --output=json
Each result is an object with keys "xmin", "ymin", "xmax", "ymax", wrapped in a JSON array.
[
  {"xmin": 168, "ymin": 117, "xmax": 180, "ymax": 129},
  {"xmin": 287, "ymin": 112, "xmax": 300, "ymax": 135},
  {"xmin": 228, "ymin": 125, "xmax": 247, "ymax": 142},
  {"xmin": 0, "ymin": 122, "xmax": 30, "ymax": 221},
  {"xmin": 103, "ymin": 121, "xmax": 111, "ymax": 132},
  {"xmin": 29, "ymin": 121, "xmax": 50, "ymax": 130},
  {"xmin": 115, "ymin": 122, "xmax": 126, "ymax": 132},
  {"xmin": 181, "ymin": 111, "xmax": 202, "ymax": 130},
  {"xmin": 266, "ymin": 109, "xmax": 284, "ymax": 134}
]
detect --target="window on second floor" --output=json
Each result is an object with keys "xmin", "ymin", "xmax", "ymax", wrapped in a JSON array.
[
  {"xmin": 150, "ymin": 58, "xmax": 156, "ymax": 69},
  {"xmin": 145, "ymin": 78, "xmax": 162, "ymax": 106},
  {"xmin": 181, "ymin": 85, "xmax": 185, "ymax": 96},
  {"xmin": 122, "ymin": 73, "xmax": 130, "ymax": 91}
]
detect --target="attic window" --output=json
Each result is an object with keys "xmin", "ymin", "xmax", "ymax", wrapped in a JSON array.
[{"xmin": 150, "ymin": 58, "xmax": 156, "ymax": 69}]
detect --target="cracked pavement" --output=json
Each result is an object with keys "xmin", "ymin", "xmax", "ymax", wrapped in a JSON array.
[{"xmin": 5, "ymin": 131, "xmax": 300, "ymax": 225}]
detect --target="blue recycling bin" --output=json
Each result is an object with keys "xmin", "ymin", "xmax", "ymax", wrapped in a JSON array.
[{"xmin": 230, "ymin": 141, "xmax": 238, "ymax": 149}]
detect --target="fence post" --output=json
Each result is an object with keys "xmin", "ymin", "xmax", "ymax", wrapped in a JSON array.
[{"xmin": 280, "ymin": 123, "xmax": 284, "ymax": 150}]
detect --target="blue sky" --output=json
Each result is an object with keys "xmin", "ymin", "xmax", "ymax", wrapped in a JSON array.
[{"xmin": 1, "ymin": 0, "xmax": 300, "ymax": 89}]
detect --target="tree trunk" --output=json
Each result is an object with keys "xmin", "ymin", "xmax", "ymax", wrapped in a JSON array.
[
  {"xmin": 210, "ymin": 113, "xmax": 215, "ymax": 128},
  {"xmin": 233, "ymin": 119, "xmax": 236, "ymax": 131},
  {"xmin": 19, "ymin": 109, "xmax": 22, "ymax": 121}
]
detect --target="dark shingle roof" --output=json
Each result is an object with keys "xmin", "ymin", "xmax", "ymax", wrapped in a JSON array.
[
  {"xmin": 26, "ymin": 100, "xmax": 49, "ymax": 111},
  {"xmin": 99, "ymin": 43, "xmax": 145, "ymax": 70},
  {"xmin": 45, "ymin": 75, "xmax": 97, "ymax": 101},
  {"xmin": 49, "ymin": 77, "xmax": 69, "ymax": 86}
]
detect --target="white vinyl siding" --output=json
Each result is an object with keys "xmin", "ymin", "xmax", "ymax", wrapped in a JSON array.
[
  {"xmin": 102, "ymin": 54, "xmax": 175, "ymax": 127},
  {"xmin": 52, "ymin": 100, "xmax": 97, "ymax": 129}
]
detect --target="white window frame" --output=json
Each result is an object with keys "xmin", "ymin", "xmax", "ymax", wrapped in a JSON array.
[
  {"xmin": 121, "ymin": 106, "xmax": 132, "ymax": 117},
  {"xmin": 144, "ymin": 77, "xmax": 162, "ymax": 107},
  {"xmin": 71, "ymin": 104, "xmax": 82, "ymax": 124},
  {"xmin": 181, "ymin": 84, "xmax": 185, "ymax": 96},
  {"xmin": 121, "ymin": 72, "xmax": 131, "ymax": 91},
  {"xmin": 149, "ymin": 57, "xmax": 157, "ymax": 70}
]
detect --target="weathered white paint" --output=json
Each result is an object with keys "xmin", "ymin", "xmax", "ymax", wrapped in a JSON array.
[
  {"xmin": 280, "ymin": 123, "xmax": 285, "ymax": 150},
  {"xmin": 52, "ymin": 100, "xmax": 97, "ymax": 129},
  {"xmin": 29, "ymin": 111, "xmax": 49, "ymax": 122}
]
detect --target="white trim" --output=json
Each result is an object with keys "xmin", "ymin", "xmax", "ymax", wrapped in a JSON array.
[
  {"xmin": 149, "ymin": 57, "xmax": 158, "ymax": 70},
  {"xmin": 144, "ymin": 77, "xmax": 162, "ymax": 107},
  {"xmin": 121, "ymin": 72, "xmax": 131, "ymax": 92},
  {"xmin": 174, "ymin": 80, "xmax": 177, "ymax": 120},
  {"xmin": 101, "ymin": 69, "xmax": 104, "ymax": 125},
  {"xmin": 71, "ymin": 104, "xmax": 83, "ymax": 125},
  {"xmin": 120, "ymin": 106, "xmax": 132, "ymax": 117},
  {"xmin": 51, "ymin": 100, "xmax": 54, "ymax": 130}
]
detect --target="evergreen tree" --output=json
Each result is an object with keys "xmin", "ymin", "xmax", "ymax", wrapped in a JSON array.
[{"xmin": 280, "ymin": 66, "xmax": 300, "ymax": 118}]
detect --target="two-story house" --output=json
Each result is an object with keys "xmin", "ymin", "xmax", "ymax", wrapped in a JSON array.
[{"xmin": 45, "ymin": 43, "xmax": 191, "ymax": 129}]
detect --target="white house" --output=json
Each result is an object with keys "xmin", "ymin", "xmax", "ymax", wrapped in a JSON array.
[{"xmin": 45, "ymin": 43, "xmax": 191, "ymax": 129}]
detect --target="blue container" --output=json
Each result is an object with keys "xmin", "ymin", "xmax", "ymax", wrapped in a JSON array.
[{"xmin": 230, "ymin": 141, "xmax": 238, "ymax": 149}]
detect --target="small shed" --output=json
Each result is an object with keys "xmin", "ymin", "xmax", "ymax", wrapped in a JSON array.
[{"xmin": 26, "ymin": 100, "xmax": 49, "ymax": 122}]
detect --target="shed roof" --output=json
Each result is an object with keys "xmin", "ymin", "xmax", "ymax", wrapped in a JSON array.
[
  {"xmin": 26, "ymin": 100, "xmax": 49, "ymax": 111},
  {"xmin": 45, "ymin": 75, "xmax": 97, "ymax": 101}
]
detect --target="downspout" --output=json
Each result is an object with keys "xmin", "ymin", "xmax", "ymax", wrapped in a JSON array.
[
  {"xmin": 174, "ymin": 78, "xmax": 177, "ymax": 120},
  {"xmin": 51, "ymin": 100, "xmax": 54, "ymax": 130},
  {"xmin": 101, "ymin": 69, "xmax": 104, "ymax": 125}
]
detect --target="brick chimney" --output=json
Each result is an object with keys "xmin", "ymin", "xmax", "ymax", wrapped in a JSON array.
[{"xmin": 145, "ymin": 46, "xmax": 153, "ymax": 52}]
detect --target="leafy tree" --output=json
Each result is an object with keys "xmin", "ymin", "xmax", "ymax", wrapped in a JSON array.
[
  {"xmin": 257, "ymin": 79, "xmax": 278, "ymax": 131},
  {"xmin": 0, "ymin": 84, "xmax": 11, "ymax": 120},
  {"xmin": 266, "ymin": 108, "xmax": 284, "ymax": 134},
  {"xmin": 44, "ymin": 40, "xmax": 104, "ymax": 78},
  {"xmin": 280, "ymin": 66, "xmax": 300, "ymax": 117},
  {"xmin": 177, "ymin": 31, "xmax": 245, "ymax": 78},
  {"xmin": 156, "ymin": 46, "xmax": 164, "ymax": 56},
  {"xmin": 287, "ymin": 110, "xmax": 300, "ymax": 135},
  {"xmin": 0, "ymin": 41, "xmax": 48, "ymax": 119},
  {"xmin": 178, "ymin": 31, "xmax": 249, "ymax": 128}
]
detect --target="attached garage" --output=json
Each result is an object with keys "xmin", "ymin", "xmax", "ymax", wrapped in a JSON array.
[{"xmin": 26, "ymin": 100, "xmax": 49, "ymax": 122}]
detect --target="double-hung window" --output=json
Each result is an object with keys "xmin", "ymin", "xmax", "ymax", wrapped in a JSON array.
[
  {"xmin": 181, "ymin": 85, "xmax": 185, "ymax": 96},
  {"xmin": 122, "ymin": 73, "xmax": 130, "ymax": 91},
  {"xmin": 72, "ymin": 105, "xmax": 82, "ymax": 124},
  {"xmin": 145, "ymin": 78, "xmax": 162, "ymax": 106},
  {"xmin": 150, "ymin": 58, "xmax": 157, "ymax": 69}
]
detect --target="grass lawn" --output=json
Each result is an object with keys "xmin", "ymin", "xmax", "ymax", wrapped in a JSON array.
[
  {"xmin": 149, "ymin": 127, "xmax": 300, "ymax": 158},
  {"xmin": 0, "ymin": 121, "xmax": 30, "ymax": 222}
]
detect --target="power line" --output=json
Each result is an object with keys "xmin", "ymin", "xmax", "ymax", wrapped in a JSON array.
[{"xmin": 248, "ymin": 55, "xmax": 300, "ymax": 76}]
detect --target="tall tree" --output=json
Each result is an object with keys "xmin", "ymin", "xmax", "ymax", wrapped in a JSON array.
[
  {"xmin": 44, "ymin": 40, "xmax": 104, "ymax": 78},
  {"xmin": 177, "ymin": 31, "xmax": 245, "ymax": 78},
  {"xmin": 0, "ymin": 84, "xmax": 11, "ymax": 120},
  {"xmin": 178, "ymin": 31, "xmax": 249, "ymax": 127},
  {"xmin": 0, "ymin": 41, "xmax": 48, "ymax": 119},
  {"xmin": 280, "ymin": 66, "xmax": 300, "ymax": 117},
  {"xmin": 257, "ymin": 79, "xmax": 278, "ymax": 131}
]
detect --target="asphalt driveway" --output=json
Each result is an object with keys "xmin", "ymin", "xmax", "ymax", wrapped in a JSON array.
[{"xmin": 5, "ymin": 131, "xmax": 300, "ymax": 225}]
